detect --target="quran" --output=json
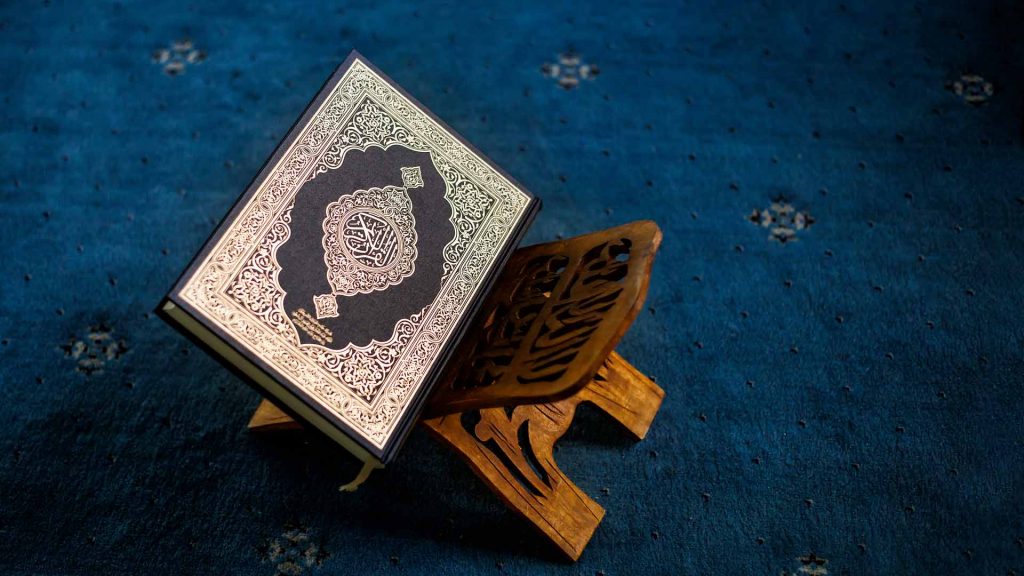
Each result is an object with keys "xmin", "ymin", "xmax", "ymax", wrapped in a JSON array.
[{"xmin": 160, "ymin": 52, "xmax": 540, "ymax": 467}]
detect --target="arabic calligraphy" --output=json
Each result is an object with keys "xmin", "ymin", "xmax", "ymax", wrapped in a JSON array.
[
  {"xmin": 342, "ymin": 210, "xmax": 401, "ymax": 270},
  {"xmin": 320, "ymin": 185, "xmax": 418, "ymax": 308}
]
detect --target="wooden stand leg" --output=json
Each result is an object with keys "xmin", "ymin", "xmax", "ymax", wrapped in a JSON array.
[
  {"xmin": 246, "ymin": 222, "xmax": 665, "ymax": 560},
  {"xmin": 247, "ymin": 351, "xmax": 663, "ymax": 561},
  {"xmin": 421, "ymin": 351, "xmax": 663, "ymax": 561},
  {"xmin": 576, "ymin": 351, "xmax": 664, "ymax": 441}
]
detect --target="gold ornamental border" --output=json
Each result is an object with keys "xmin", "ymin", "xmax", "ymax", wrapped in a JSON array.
[{"xmin": 179, "ymin": 59, "xmax": 531, "ymax": 448}]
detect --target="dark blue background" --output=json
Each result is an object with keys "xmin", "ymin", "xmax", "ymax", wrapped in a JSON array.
[{"xmin": 2, "ymin": 1, "xmax": 1023, "ymax": 574}]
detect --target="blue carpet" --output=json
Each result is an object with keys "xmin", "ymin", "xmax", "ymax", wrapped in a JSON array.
[{"xmin": 2, "ymin": 1, "xmax": 1023, "ymax": 574}]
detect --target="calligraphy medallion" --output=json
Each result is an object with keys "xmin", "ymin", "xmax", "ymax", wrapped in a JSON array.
[{"xmin": 316, "ymin": 185, "xmax": 418, "ymax": 318}]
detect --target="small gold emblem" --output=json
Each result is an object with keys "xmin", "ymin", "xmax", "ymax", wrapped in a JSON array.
[
  {"xmin": 312, "ymin": 294, "xmax": 339, "ymax": 320},
  {"xmin": 400, "ymin": 166, "xmax": 424, "ymax": 189}
]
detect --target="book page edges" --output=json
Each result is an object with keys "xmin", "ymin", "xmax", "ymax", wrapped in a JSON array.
[{"xmin": 161, "ymin": 301, "xmax": 383, "ymax": 468}]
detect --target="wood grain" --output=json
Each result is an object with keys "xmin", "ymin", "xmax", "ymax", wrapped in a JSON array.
[
  {"xmin": 426, "ymin": 220, "xmax": 662, "ymax": 416},
  {"xmin": 248, "ymin": 221, "xmax": 665, "ymax": 561},
  {"xmin": 422, "ymin": 351, "xmax": 663, "ymax": 561}
]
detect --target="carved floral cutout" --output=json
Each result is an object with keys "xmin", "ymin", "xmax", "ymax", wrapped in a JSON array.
[{"xmin": 186, "ymin": 60, "xmax": 531, "ymax": 446}]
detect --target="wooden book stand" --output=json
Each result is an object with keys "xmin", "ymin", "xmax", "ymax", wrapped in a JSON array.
[{"xmin": 248, "ymin": 221, "xmax": 665, "ymax": 561}]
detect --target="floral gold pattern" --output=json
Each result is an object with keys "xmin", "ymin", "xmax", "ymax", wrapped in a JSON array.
[{"xmin": 179, "ymin": 59, "xmax": 532, "ymax": 448}]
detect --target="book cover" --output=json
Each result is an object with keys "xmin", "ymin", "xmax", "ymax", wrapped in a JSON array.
[{"xmin": 161, "ymin": 51, "xmax": 540, "ymax": 465}]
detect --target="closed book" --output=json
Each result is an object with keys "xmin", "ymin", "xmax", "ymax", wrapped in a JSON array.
[{"xmin": 160, "ymin": 51, "xmax": 540, "ymax": 466}]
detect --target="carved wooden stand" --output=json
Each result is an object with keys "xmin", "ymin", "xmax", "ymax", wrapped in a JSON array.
[{"xmin": 248, "ymin": 221, "xmax": 664, "ymax": 561}]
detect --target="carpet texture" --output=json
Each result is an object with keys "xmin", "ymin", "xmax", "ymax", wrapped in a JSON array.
[{"xmin": 2, "ymin": 1, "xmax": 1023, "ymax": 574}]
